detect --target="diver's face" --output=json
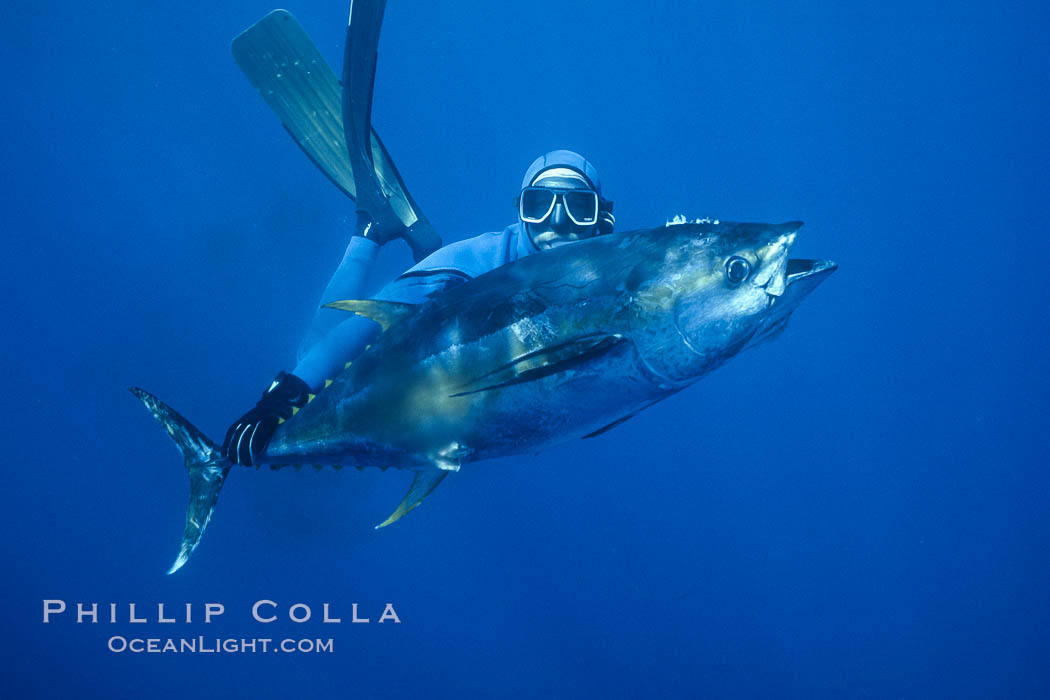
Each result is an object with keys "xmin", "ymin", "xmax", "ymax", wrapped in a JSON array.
[{"xmin": 522, "ymin": 176, "xmax": 599, "ymax": 250}]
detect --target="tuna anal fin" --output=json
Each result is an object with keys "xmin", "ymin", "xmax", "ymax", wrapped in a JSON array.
[
  {"xmin": 375, "ymin": 469, "xmax": 448, "ymax": 529},
  {"xmin": 451, "ymin": 334, "xmax": 625, "ymax": 398},
  {"xmin": 324, "ymin": 299, "xmax": 416, "ymax": 331},
  {"xmin": 130, "ymin": 387, "xmax": 230, "ymax": 574}
]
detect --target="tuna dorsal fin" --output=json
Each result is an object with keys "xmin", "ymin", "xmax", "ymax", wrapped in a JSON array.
[
  {"xmin": 323, "ymin": 299, "xmax": 416, "ymax": 331},
  {"xmin": 375, "ymin": 469, "xmax": 448, "ymax": 529},
  {"xmin": 450, "ymin": 333, "xmax": 625, "ymax": 398}
]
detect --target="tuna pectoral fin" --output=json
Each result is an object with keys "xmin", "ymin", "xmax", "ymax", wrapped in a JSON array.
[
  {"xmin": 375, "ymin": 469, "xmax": 448, "ymax": 530},
  {"xmin": 582, "ymin": 412, "xmax": 638, "ymax": 439},
  {"xmin": 451, "ymin": 334, "xmax": 625, "ymax": 398},
  {"xmin": 130, "ymin": 387, "xmax": 229, "ymax": 574},
  {"xmin": 324, "ymin": 299, "xmax": 416, "ymax": 331}
]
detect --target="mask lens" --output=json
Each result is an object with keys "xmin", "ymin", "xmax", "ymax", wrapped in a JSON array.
[
  {"xmin": 519, "ymin": 187, "xmax": 557, "ymax": 223},
  {"xmin": 562, "ymin": 190, "xmax": 599, "ymax": 225}
]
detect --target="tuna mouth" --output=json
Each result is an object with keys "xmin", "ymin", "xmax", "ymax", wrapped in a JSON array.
[
  {"xmin": 744, "ymin": 258, "xmax": 837, "ymax": 350},
  {"xmin": 765, "ymin": 258, "xmax": 837, "ymax": 314},
  {"xmin": 787, "ymin": 258, "xmax": 838, "ymax": 285}
]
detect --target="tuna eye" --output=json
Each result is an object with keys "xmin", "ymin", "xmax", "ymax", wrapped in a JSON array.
[{"xmin": 725, "ymin": 256, "xmax": 751, "ymax": 284}]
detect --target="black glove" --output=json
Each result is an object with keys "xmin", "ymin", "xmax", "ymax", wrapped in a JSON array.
[{"xmin": 223, "ymin": 371, "xmax": 311, "ymax": 466}]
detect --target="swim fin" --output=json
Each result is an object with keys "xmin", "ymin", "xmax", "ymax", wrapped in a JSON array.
[
  {"xmin": 341, "ymin": 0, "xmax": 441, "ymax": 262},
  {"xmin": 232, "ymin": 9, "xmax": 441, "ymax": 261}
]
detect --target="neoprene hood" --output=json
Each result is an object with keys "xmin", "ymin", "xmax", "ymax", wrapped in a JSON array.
[{"xmin": 522, "ymin": 150, "xmax": 602, "ymax": 195}]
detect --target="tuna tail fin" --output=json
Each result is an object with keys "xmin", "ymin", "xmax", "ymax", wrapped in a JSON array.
[{"xmin": 130, "ymin": 387, "xmax": 230, "ymax": 574}]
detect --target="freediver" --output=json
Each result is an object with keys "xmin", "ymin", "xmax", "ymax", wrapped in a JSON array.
[{"xmin": 222, "ymin": 150, "xmax": 616, "ymax": 466}]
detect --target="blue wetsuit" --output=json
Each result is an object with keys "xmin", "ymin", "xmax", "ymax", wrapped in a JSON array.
[{"xmin": 293, "ymin": 221, "xmax": 539, "ymax": 391}]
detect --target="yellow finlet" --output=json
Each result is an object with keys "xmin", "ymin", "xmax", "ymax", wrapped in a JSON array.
[{"xmin": 324, "ymin": 379, "xmax": 333, "ymax": 388}]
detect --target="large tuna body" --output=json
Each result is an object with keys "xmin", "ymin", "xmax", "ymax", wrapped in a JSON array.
[
  {"xmin": 268, "ymin": 229, "xmax": 669, "ymax": 470},
  {"xmin": 267, "ymin": 221, "xmax": 833, "ymax": 470},
  {"xmin": 134, "ymin": 221, "xmax": 835, "ymax": 571}
]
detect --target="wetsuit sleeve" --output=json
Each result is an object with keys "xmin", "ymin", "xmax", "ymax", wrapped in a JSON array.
[
  {"xmin": 292, "ymin": 268, "xmax": 471, "ymax": 391},
  {"xmin": 297, "ymin": 236, "xmax": 380, "ymax": 363}
]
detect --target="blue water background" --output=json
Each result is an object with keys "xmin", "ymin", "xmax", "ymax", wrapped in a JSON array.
[{"xmin": 4, "ymin": 1, "xmax": 1049, "ymax": 697}]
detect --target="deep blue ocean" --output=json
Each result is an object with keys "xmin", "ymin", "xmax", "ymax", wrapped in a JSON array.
[{"xmin": 5, "ymin": 1, "xmax": 1049, "ymax": 697}]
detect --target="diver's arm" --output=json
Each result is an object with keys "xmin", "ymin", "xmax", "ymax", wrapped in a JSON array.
[
  {"xmin": 291, "ymin": 270, "xmax": 470, "ymax": 391},
  {"xmin": 224, "ymin": 224, "xmax": 382, "ymax": 467},
  {"xmin": 222, "ymin": 239, "xmax": 474, "ymax": 467},
  {"xmin": 293, "ymin": 314, "xmax": 380, "ymax": 391},
  {"xmin": 223, "ymin": 232, "xmax": 384, "ymax": 468},
  {"xmin": 222, "ymin": 228, "xmax": 505, "ymax": 467},
  {"xmin": 298, "ymin": 234, "xmax": 380, "ymax": 362},
  {"xmin": 223, "ymin": 297, "xmax": 415, "ymax": 464}
]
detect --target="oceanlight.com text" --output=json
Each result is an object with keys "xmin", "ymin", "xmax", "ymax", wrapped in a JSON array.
[{"xmin": 107, "ymin": 636, "xmax": 334, "ymax": 654}]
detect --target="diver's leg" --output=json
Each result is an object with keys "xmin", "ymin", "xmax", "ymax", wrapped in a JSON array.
[
  {"xmin": 233, "ymin": 8, "xmax": 440, "ymax": 262},
  {"xmin": 297, "ymin": 219, "xmax": 380, "ymax": 363},
  {"xmin": 341, "ymin": 0, "xmax": 440, "ymax": 261}
]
